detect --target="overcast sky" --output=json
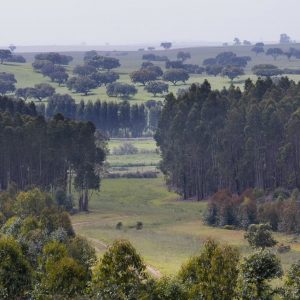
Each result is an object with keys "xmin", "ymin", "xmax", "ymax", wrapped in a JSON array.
[{"xmin": 1, "ymin": 0, "xmax": 299, "ymax": 46}]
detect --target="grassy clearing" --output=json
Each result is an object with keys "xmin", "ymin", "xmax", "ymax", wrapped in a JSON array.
[
  {"xmin": 72, "ymin": 177, "xmax": 300, "ymax": 275},
  {"xmin": 2, "ymin": 44, "xmax": 300, "ymax": 104},
  {"xmin": 73, "ymin": 137, "xmax": 300, "ymax": 274},
  {"xmin": 107, "ymin": 138, "xmax": 160, "ymax": 168}
]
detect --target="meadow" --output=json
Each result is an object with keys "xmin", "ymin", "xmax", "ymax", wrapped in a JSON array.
[
  {"xmin": 2, "ymin": 44, "xmax": 300, "ymax": 104},
  {"xmin": 72, "ymin": 138, "xmax": 300, "ymax": 276}
]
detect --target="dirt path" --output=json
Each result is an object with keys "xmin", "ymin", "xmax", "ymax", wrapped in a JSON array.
[{"xmin": 86, "ymin": 236, "xmax": 162, "ymax": 278}]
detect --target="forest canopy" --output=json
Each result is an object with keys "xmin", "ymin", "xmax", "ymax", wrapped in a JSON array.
[{"xmin": 155, "ymin": 77, "xmax": 300, "ymax": 200}]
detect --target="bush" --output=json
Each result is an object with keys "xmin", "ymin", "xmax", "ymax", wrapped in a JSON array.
[
  {"xmin": 223, "ymin": 225, "xmax": 236, "ymax": 230},
  {"xmin": 136, "ymin": 221, "xmax": 143, "ymax": 230},
  {"xmin": 112, "ymin": 142, "xmax": 138, "ymax": 155},
  {"xmin": 116, "ymin": 222, "xmax": 123, "ymax": 230}
]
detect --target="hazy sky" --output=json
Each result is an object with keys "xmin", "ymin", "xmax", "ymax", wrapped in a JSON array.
[{"xmin": 1, "ymin": 0, "xmax": 299, "ymax": 46}]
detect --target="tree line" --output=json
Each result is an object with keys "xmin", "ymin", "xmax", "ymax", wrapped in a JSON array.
[
  {"xmin": 0, "ymin": 96, "xmax": 106, "ymax": 211},
  {"xmin": 205, "ymin": 188, "xmax": 300, "ymax": 234},
  {"xmin": 156, "ymin": 77, "xmax": 300, "ymax": 200},
  {"xmin": 0, "ymin": 188, "xmax": 299, "ymax": 299},
  {"xmin": 37, "ymin": 95, "xmax": 162, "ymax": 137}
]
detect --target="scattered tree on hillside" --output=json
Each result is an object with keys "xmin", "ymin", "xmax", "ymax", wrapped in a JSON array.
[
  {"xmin": 145, "ymin": 81, "xmax": 169, "ymax": 96},
  {"xmin": 15, "ymin": 87, "xmax": 36, "ymax": 101},
  {"xmin": 30, "ymin": 83, "xmax": 55, "ymax": 101},
  {"xmin": 67, "ymin": 77, "xmax": 97, "ymax": 95},
  {"xmin": 163, "ymin": 69, "xmax": 189, "ymax": 85},
  {"xmin": 203, "ymin": 51, "xmax": 251, "ymax": 68},
  {"xmin": 86, "ymin": 55, "xmax": 120, "ymax": 70},
  {"xmin": 106, "ymin": 82, "xmax": 137, "ymax": 99},
  {"xmin": 73, "ymin": 65, "xmax": 97, "ymax": 76},
  {"xmin": 280, "ymin": 33, "xmax": 292, "ymax": 44},
  {"xmin": 177, "ymin": 51, "xmax": 191, "ymax": 62},
  {"xmin": 34, "ymin": 52, "xmax": 73, "ymax": 65},
  {"xmin": 221, "ymin": 66, "xmax": 245, "ymax": 81},
  {"xmin": 83, "ymin": 50, "xmax": 98, "ymax": 61},
  {"xmin": 130, "ymin": 69, "xmax": 158, "ymax": 85},
  {"xmin": 160, "ymin": 42, "xmax": 172, "ymax": 50},
  {"xmin": 90, "ymin": 71, "xmax": 119, "ymax": 86},
  {"xmin": 251, "ymin": 45, "xmax": 265, "ymax": 55},
  {"xmin": 49, "ymin": 70, "xmax": 69, "ymax": 86},
  {"xmin": 6, "ymin": 55, "xmax": 26, "ymax": 63},
  {"xmin": 266, "ymin": 48, "xmax": 284, "ymax": 60},
  {"xmin": 179, "ymin": 239, "xmax": 240, "ymax": 299},
  {"xmin": 233, "ymin": 37, "xmax": 241, "ymax": 45},
  {"xmin": 252, "ymin": 64, "xmax": 283, "ymax": 76},
  {"xmin": 243, "ymin": 40, "xmax": 252, "ymax": 46},
  {"xmin": 0, "ymin": 49, "xmax": 12, "ymax": 64},
  {"xmin": 205, "ymin": 65, "xmax": 223, "ymax": 76}
]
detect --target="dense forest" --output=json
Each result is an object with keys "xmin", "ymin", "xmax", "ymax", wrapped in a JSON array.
[
  {"xmin": 0, "ymin": 96, "xmax": 105, "ymax": 211},
  {"xmin": 156, "ymin": 77, "xmax": 300, "ymax": 200}
]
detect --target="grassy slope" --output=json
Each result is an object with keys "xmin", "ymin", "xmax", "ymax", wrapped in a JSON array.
[
  {"xmin": 2, "ymin": 44, "xmax": 300, "ymax": 104},
  {"xmin": 72, "ymin": 138, "xmax": 300, "ymax": 275}
]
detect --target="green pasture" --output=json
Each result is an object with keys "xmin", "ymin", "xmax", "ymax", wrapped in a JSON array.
[
  {"xmin": 72, "ymin": 177, "xmax": 300, "ymax": 275},
  {"xmin": 107, "ymin": 138, "xmax": 160, "ymax": 168},
  {"xmin": 2, "ymin": 44, "xmax": 300, "ymax": 104}
]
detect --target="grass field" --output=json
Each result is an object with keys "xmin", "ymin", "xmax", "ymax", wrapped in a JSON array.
[
  {"xmin": 72, "ymin": 177, "xmax": 300, "ymax": 276},
  {"xmin": 2, "ymin": 44, "xmax": 300, "ymax": 104},
  {"xmin": 71, "ymin": 138, "xmax": 300, "ymax": 276},
  {"xmin": 107, "ymin": 138, "xmax": 160, "ymax": 169}
]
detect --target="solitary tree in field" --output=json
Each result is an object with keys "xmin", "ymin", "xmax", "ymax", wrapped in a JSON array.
[
  {"xmin": 160, "ymin": 42, "xmax": 172, "ymax": 50},
  {"xmin": 163, "ymin": 69, "xmax": 189, "ymax": 85}
]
